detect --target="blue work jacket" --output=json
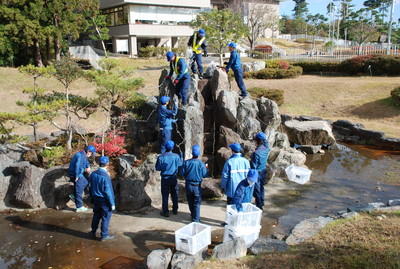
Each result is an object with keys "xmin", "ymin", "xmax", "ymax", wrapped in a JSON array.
[
  {"xmin": 233, "ymin": 179, "xmax": 255, "ymax": 212},
  {"xmin": 168, "ymin": 58, "xmax": 189, "ymax": 80},
  {"xmin": 221, "ymin": 153, "xmax": 250, "ymax": 198},
  {"xmin": 89, "ymin": 168, "xmax": 115, "ymax": 207},
  {"xmin": 250, "ymin": 143, "xmax": 270, "ymax": 171},
  {"xmin": 179, "ymin": 158, "xmax": 208, "ymax": 183},
  {"xmin": 68, "ymin": 151, "xmax": 89, "ymax": 178},
  {"xmin": 225, "ymin": 49, "xmax": 242, "ymax": 73},
  {"xmin": 158, "ymin": 104, "xmax": 177, "ymax": 130},
  {"xmin": 156, "ymin": 151, "xmax": 183, "ymax": 176}
]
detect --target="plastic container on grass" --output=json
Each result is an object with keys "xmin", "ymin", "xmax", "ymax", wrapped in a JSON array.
[
  {"xmin": 285, "ymin": 164, "xmax": 312, "ymax": 184},
  {"xmin": 225, "ymin": 203, "xmax": 262, "ymax": 229},
  {"xmin": 175, "ymin": 222, "xmax": 211, "ymax": 255},
  {"xmin": 223, "ymin": 224, "xmax": 261, "ymax": 248}
]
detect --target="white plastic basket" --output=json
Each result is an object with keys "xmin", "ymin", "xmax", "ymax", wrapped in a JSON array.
[
  {"xmin": 175, "ymin": 222, "xmax": 211, "ymax": 255},
  {"xmin": 223, "ymin": 224, "xmax": 261, "ymax": 248},
  {"xmin": 285, "ymin": 164, "xmax": 312, "ymax": 184},
  {"xmin": 225, "ymin": 203, "xmax": 262, "ymax": 229}
]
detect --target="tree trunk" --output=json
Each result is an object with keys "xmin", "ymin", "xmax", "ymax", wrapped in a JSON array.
[
  {"xmin": 65, "ymin": 83, "xmax": 72, "ymax": 150},
  {"xmin": 46, "ymin": 37, "xmax": 51, "ymax": 65},
  {"xmin": 33, "ymin": 39, "xmax": 43, "ymax": 67},
  {"xmin": 54, "ymin": 14, "xmax": 61, "ymax": 61}
]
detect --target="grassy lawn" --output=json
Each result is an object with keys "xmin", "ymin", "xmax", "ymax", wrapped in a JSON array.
[
  {"xmin": 198, "ymin": 211, "xmax": 400, "ymax": 269},
  {"xmin": 1, "ymin": 58, "xmax": 399, "ymax": 138}
]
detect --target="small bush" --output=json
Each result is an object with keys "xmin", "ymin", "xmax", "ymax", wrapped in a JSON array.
[
  {"xmin": 248, "ymin": 87, "xmax": 284, "ymax": 106},
  {"xmin": 278, "ymin": 61, "xmax": 290, "ymax": 70},
  {"xmin": 391, "ymin": 87, "xmax": 400, "ymax": 106},
  {"xmin": 265, "ymin": 60, "xmax": 282, "ymax": 69},
  {"xmin": 40, "ymin": 146, "xmax": 66, "ymax": 167},
  {"xmin": 250, "ymin": 66, "xmax": 303, "ymax": 79},
  {"xmin": 92, "ymin": 131, "xmax": 128, "ymax": 157},
  {"xmin": 138, "ymin": 46, "xmax": 154, "ymax": 58}
]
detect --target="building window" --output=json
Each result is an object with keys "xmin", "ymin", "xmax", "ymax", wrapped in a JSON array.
[{"xmin": 103, "ymin": 6, "xmax": 128, "ymax": 26}]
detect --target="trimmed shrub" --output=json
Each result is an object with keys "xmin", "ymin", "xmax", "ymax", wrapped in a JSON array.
[
  {"xmin": 293, "ymin": 61, "xmax": 341, "ymax": 73},
  {"xmin": 138, "ymin": 46, "xmax": 154, "ymax": 58},
  {"xmin": 265, "ymin": 59, "xmax": 289, "ymax": 69},
  {"xmin": 250, "ymin": 66, "xmax": 303, "ymax": 79},
  {"xmin": 340, "ymin": 55, "xmax": 400, "ymax": 75},
  {"xmin": 255, "ymin": 68, "xmax": 277, "ymax": 79},
  {"xmin": 391, "ymin": 87, "xmax": 400, "ymax": 106},
  {"xmin": 248, "ymin": 87, "xmax": 284, "ymax": 106}
]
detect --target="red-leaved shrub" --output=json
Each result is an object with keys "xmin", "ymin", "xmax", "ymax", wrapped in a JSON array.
[{"xmin": 92, "ymin": 131, "xmax": 127, "ymax": 157}]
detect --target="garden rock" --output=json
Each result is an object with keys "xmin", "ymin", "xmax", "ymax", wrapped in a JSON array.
[
  {"xmin": 210, "ymin": 69, "xmax": 230, "ymax": 101},
  {"xmin": 0, "ymin": 143, "xmax": 30, "ymax": 161},
  {"xmin": 249, "ymin": 237, "xmax": 288, "ymax": 254},
  {"xmin": 117, "ymin": 154, "xmax": 137, "ymax": 179},
  {"xmin": 201, "ymin": 178, "xmax": 223, "ymax": 198},
  {"xmin": 274, "ymin": 132, "xmax": 290, "ymax": 149},
  {"xmin": 204, "ymin": 61, "xmax": 217, "ymax": 78},
  {"xmin": 252, "ymin": 61, "xmax": 266, "ymax": 72},
  {"xmin": 257, "ymin": 97, "xmax": 281, "ymax": 131},
  {"xmin": 217, "ymin": 126, "xmax": 242, "ymax": 149},
  {"xmin": 216, "ymin": 90, "xmax": 238, "ymax": 129},
  {"xmin": 286, "ymin": 216, "xmax": 334, "ymax": 245},
  {"xmin": 40, "ymin": 165, "xmax": 71, "ymax": 209},
  {"xmin": 298, "ymin": 145, "xmax": 322, "ymax": 154},
  {"xmin": 6, "ymin": 162, "xmax": 45, "ymax": 208},
  {"xmin": 144, "ymin": 248, "xmax": 172, "ymax": 269},
  {"xmin": 216, "ymin": 147, "xmax": 232, "ymax": 173},
  {"xmin": 237, "ymin": 97, "xmax": 260, "ymax": 140},
  {"xmin": 237, "ymin": 117, "xmax": 261, "ymax": 141},
  {"xmin": 388, "ymin": 199, "xmax": 400, "ymax": 206},
  {"xmin": 211, "ymin": 237, "xmax": 247, "ymax": 260},
  {"xmin": 171, "ymin": 247, "xmax": 207, "ymax": 269},
  {"xmin": 0, "ymin": 154, "xmax": 15, "ymax": 207},
  {"xmin": 340, "ymin": 211, "xmax": 359, "ymax": 219},
  {"xmin": 267, "ymin": 147, "xmax": 307, "ymax": 182},
  {"xmin": 284, "ymin": 120, "xmax": 336, "ymax": 145}
]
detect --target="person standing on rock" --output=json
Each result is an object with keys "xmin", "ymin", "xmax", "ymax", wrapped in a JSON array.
[
  {"xmin": 165, "ymin": 51, "xmax": 191, "ymax": 105},
  {"xmin": 68, "ymin": 145, "xmax": 97, "ymax": 212},
  {"xmin": 233, "ymin": 169, "xmax": 258, "ymax": 212},
  {"xmin": 222, "ymin": 42, "xmax": 248, "ymax": 98},
  {"xmin": 88, "ymin": 156, "xmax": 115, "ymax": 241},
  {"xmin": 158, "ymin": 96, "xmax": 178, "ymax": 154},
  {"xmin": 156, "ymin": 141, "xmax": 183, "ymax": 217},
  {"xmin": 187, "ymin": 29, "xmax": 208, "ymax": 79},
  {"xmin": 179, "ymin": 145, "xmax": 208, "ymax": 222},
  {"xmin": 221, "ymin": 143, "xmax": 250, "ymax": 205},
  {"xmin": 251, "ymin": 132, "xmax": 270, "ymax": 210}
]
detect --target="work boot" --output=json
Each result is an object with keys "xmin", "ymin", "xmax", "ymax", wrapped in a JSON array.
[
  {"xmin": 160, "ymin": 211, "xmax": 169, "ymax": 217},
  {"xmin": 173, "ymin": 210, "xmax": 178, "ymax": 215},
  {"xmin": 88, "ymin": 231, "xmax": 96, "ymax": 239},
  {"xmin": 101, "ymin": 235, "xmax": 115, "ymax": 242}
]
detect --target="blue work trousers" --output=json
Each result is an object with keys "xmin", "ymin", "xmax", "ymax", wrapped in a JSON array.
[
  {"xmin": 74, "ymin": 175, "xmax": 88, "ymax": 208},
  {"xmin": 186, "ymin": 182, "xmax": 202, "ymax": 222},
  {"xmin": 91, "ymin": 197, "xmax": 112, "ymax": 239},
  {"xmin": 175, "ymin": 74, "xmax": 190, "ymax": 105},
  {"xmin": 253, "ymin": 169, "xmax": 266, "ymax": 209},
  {"xmin": 233, "ymin": 69, "xmax": 247, "ymax": 97},
  {"xmin": 160, "ymin": 128, "xmax": 172, "ymax": 153},
  {"xmin": 191, "ymin": 53, "xmax": 204, "ymax": 75},
  {"xmin": 161, "ymin": 175, "xmax": 179, "ymax": 214},
  {"xmin": 227, "ymin": 196, "xmax": 234, "ymax": 205}
]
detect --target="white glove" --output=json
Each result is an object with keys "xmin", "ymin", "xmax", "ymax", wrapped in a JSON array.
[
  {"xmin": 238, "ymin": 211, "xmax": 243, "ymax": 215},
  {"xmin": 111, "ymin": 205, "xmax": 115, "ymax": 211}
]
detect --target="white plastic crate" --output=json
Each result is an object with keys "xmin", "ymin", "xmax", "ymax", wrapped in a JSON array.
[
  {"xmin": 175, "ymin": 222, "xmax": 211, "ymax": 255},
  {"xmin": 225, "ymin": 203, "xmax": 262, "ymax": 229},
  {"xmin": 285, "ymin": 164, "xmax": 312, "ymax": 184},
  {"xmin": 223, "ymin": 224, "xmax": 261, "ymax": 248}
]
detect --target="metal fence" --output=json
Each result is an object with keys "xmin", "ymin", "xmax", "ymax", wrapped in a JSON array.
[{"xmin": 251, "ymin": 44, "xmax": 400, "ymax": 62}]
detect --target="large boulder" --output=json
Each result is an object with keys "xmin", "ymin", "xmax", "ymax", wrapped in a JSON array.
[
  {"xmin": 176, "ymin": 100, "xmax": 204, "ymax": 160},
  {"xmin": 257, "ymin": 97, "xmax": 281, "ymax": 131},
  {"xmin": 40, "ymin": 165, "xmax": 72, "ymax": 210},
  {"xmin": 216, "ymin": 90, "xmax": 238, "ymax": 129},
  {"xmin": 0, "ymin": 154, "xmax": 15, "ymax": 208},
  {"xmin": 202, "ymin": 178, "xmax": 223, "ymax": 198},
  {"xmin": 252, "ymin": 61, "xmax": 266, "ymax": 72},
  {"xmin": 284, "ymin": 120, "xmax": 336, "ymax": 145},
  {"xmin": 237, "ymin": 117, "xmax": 261, "ymax": 141},
  {"xmin": 267, "ymin": 147, "xmax": 307, "ymax": 182},
  {"xmin": 144, "ymin": 248, "xmax": 172, "ymax": 269},
  {"xmin": 6, "ymin": 162, "xmax": 45, "ymax": 208},
  {"xmin": 159, "ymin": 69, "xmax": 175, "ymax": 101},
  {"xmin": 211, "ymin": 237, "xmax": 247, "ymax": 260},
  {"xmin": 204, "ymin": 62, "xmax": 218, "ymax": 79},
  {"xmin": 217, "ymin": 126, "xmax": 242, "ymax": 149},
  {"xmin": 216, "ymin": 147, "xmax": 232, "ymax": 173},
  {"xmin": 171, "ymin": 247, "xmax": 207, "ymax": 269},
  {"xmin": 274, "ymin": 132, "xmax": 290, "ymax": 149},
  {"xmin": 0, "ymin": 143, "xmax": 30, "ymax": 162},
  {"xmin": 286, "ymin": 216, "xmax": 334, "ymax": 245},
  {"xmin": 117, "ymin": 154, "xmax": 137, "ymax": 179},
  {"xmin": 237, "ymin": 98, "xmax": 261, "ymax": 140},
  {"xmin": 210, "ymin": 69, "xmax": 230, "ymax": 101}
]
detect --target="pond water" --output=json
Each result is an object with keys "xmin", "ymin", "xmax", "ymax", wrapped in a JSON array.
[{"xmin": 0, "ymin": 143, "xmax": 399, "ymax": 268}]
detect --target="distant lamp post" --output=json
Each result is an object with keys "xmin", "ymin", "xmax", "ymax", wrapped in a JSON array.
[{"xmin": 387, "ymin": 0, "xmax": 396, "ymax": 55}]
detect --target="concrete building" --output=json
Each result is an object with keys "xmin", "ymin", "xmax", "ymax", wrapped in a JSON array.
[{"xmin": 99, "ymin": 0, "xmax": 211, "ymax": 57}]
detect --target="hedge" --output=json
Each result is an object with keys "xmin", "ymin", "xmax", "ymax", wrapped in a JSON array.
[
  {"xmin": 292, "ymin": 61, "xmax": 340, "ymax": 73},
  {"xmin": 247, "ymin": 87, "xmax": 284, "ymax": 106},
  {"xmin": 244, "ymin": 66, "xmax": 303, "ymax": 79},
  {"xmin": 340, "ymin": 55, "xmax": 400, "ymax": 75},
  {"xmin": 391, "ymin": 87, "xmax": 400, "ymax": 106}
]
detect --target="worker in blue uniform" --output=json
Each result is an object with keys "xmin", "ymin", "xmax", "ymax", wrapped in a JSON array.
[
  {"xmin": 223, "ymin": 42, "xmax": 248, "ymax": 98},
  {"xmin": 251, "ymin": 132, "xmax": 270, "ymax": 210},
  {"xmin": 165, "ymin": 51, "xmax": 191, "ymax": 105},
  {"xmin": 155, "ymin": 141, "xmax": 183, "ymax": 217},
  {"xmin": 68, "ymin": 145, "xmax": 97, "ymax": 212},
  {"xmin": 179, "ymin": 145, "xmax": 208, "ymax": 222},
  {"xmin": 88, "ymin": 156, "xmax": 115, "ymax": 241},
  {"xmin": 187, "ymin": 29, "xmax": 208, "ymax": 79},
  {"xmin": 233, "ymin": 169, "xmax": 258, "ymax": 212},
  {"xmin": 221, "ymin": 143, "xmax": 250, "ymax": 205},
  {"xmin": 158, "ymin": 96, "xmax": 178, "ymax": 153}
]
